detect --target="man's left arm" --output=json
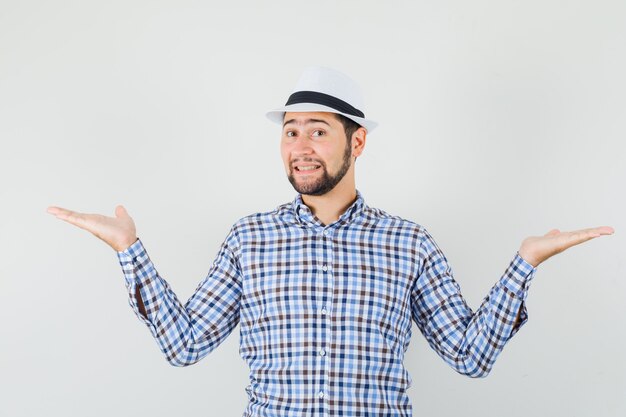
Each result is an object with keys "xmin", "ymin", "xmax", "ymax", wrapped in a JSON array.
[{"xmin": 410, "ymin": 226, "xmax": 613, "ymax": 378}]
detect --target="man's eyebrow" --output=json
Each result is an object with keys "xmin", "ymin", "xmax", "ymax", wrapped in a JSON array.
[{"xmin": 283, "ymin": 118, "xmax": 331, "ymax": 128}]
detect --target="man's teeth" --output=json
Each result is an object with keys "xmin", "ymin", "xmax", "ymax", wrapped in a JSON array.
[{"xmin": 297, "ymin": 165, "xmax": 321, "ymax": 171}]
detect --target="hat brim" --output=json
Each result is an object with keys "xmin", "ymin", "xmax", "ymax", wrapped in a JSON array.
[{"xmin": 266, "ymin": 103, "xmax": 378, "ymax": 133}]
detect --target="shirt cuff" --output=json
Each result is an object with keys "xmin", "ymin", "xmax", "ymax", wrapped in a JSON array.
[
  {"xmin": 499, "ymin": 252, "xmax": 537, "ymax": 300},
  {"xmin": 116, "ymin": 238, "xmax": 151, "ymax": 286}
]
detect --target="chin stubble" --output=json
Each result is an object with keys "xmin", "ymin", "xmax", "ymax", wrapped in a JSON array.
[{"xmin": 287, "ymin": 139, "xmax": 352, "ymax": 196}]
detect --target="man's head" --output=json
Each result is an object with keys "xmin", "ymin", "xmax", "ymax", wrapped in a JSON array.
[
  {"xmin": 268, "ymin": 66, "xmax": 376, "ymax": 196},
  {"xmin": 281, "ymin": 111, "xmax": 366, "ymax": 196}
]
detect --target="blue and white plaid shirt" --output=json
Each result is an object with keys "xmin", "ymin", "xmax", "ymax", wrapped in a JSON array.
[{"xmin": 117, "ymin": 189, "xmax": 536, "ymax": 417}]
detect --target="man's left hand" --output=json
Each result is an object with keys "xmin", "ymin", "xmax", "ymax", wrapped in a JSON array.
[{"xmin": 519, "ymin": 226, "xmax": 614, "ymax": 267}]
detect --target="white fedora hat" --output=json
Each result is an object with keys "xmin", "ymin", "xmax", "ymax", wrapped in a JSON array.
[{"xmin": 266, "ymin": 66, "xmax": 378, "ymax": 133}]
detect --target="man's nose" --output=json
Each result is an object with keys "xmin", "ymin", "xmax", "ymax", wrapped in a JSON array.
[{"xmin": 292, "ymin": 136, "xmax": 315, "ymax": 155}]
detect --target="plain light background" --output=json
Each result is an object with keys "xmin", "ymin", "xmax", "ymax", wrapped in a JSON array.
[{"xmin": 1, "ymin": 1, "xmax": 624, "ymax": 416}]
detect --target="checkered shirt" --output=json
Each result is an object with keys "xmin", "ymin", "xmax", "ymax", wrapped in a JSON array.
[{"xmin": 117, "ymin": 189, "xmax": 536, "ymax": 417}]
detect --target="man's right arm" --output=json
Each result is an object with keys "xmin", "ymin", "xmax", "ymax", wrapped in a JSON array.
[
  {"xmin": 47, "ymin": 204, "xmax": 245, "ymax": 366},
  {"xmin": 116, "ymin": 229, "xmax": 243, "ymax": 367}
]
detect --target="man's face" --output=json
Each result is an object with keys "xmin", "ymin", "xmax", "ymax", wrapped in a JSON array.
[{"xmin": 281, "ymin": 111, "xmax": 353, "ymax": 196}]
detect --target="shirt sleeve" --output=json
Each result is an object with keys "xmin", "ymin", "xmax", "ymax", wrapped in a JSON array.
[
  {"xmin": 116, "ymin": 226, "xmax": 243, "ymax": 367},
  {"xmin": 410, "ymin": 228, "xmax": 536, "ymax": 378}
]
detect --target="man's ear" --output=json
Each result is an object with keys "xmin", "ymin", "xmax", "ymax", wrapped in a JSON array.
[{"xmin": 352, "ymin": 127, "xmax": 367, "ymax": 158}]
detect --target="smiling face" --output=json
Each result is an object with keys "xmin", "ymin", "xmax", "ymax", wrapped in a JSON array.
[{"xmin": 281, "ymin": 111, "xmax": 361, "ymax": 196}]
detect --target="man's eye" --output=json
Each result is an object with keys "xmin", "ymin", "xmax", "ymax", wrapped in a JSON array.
[
  {"xmin": 285, "ymin": 131, "xmax": 296, "ymax": 137},
  {"xmin": 312, "ymin": 130, "xmax": 325, "ymax": 137}
]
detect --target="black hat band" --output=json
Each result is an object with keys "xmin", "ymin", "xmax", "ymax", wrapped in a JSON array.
[{"xmin": 285, "ymin": 91, "xmax": 365, "ymax": 118}]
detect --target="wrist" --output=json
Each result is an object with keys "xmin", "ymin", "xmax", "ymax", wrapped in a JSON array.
[
  {"xmin": 115, "ymin": 237, "xmax": 138, "ymax": 252},
  {"xmin": 518, "ymin": 247, "xmax": 540, "ymax": 268}
]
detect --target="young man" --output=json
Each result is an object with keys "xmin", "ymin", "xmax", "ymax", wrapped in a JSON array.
[{"xmin": 47, "ymin": 66, "xmax": 613, "ymax": 417}]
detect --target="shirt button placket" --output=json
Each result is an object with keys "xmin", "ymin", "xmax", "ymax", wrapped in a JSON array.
[{"xmin": 318, "ymin": 227, "xmax": 333, "ymax": 413}]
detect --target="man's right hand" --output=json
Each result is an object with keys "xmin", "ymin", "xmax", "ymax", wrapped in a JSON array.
[{"xmin": 47, "ymin": 205, "xmax": 138, "ymax": 252}]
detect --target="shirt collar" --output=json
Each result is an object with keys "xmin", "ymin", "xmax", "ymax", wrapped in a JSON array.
[{"xmin": 291, "ymin": 189, "xmax": 366, "ymax": 229}]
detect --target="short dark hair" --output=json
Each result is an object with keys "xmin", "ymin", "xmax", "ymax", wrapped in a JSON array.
[{"xmin": 333, "ymin": 113, "xmax": 362, "ymax": 144}]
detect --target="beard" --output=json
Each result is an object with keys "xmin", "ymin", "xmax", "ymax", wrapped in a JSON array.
[{"xmin": 287, "ymin": 139, "xmax": 352, "ymax": 196}]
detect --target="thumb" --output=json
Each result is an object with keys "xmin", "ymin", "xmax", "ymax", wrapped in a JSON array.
[
  {"xmin": 115, "ymin": 205, "xmax": 129, "ymax": 218},
  {"xmin": 545, "ymin": 229, "xmax": 561, "ymax": 237}
]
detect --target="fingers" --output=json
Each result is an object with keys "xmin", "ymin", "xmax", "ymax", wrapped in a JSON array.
[
  {"xmin": 544, "ymin": 226, "xmax": 613, "ymax": 240},
  {"xmin": 46, "ymin": 206, "xmax": 90, "ymax": 230},
  {"xmin": 593, "ymin": 226, "xmax": 615, "ymax": 235},
  {"xmin": 47, "ymin": 206, "xmax": 77, "ymax": 220},
  {"xmin": 571, "ymin": 226, "xmax": 614, "ymax": 239},
  {"xmin": 46, "ymin": 206, "xmax": 63, "ymax": 215},
  {"xmin": 559, "ymin": 226, "xmax": 614, "ymax": 250},
  {"xmin": 584, "ymin": 226, "xmax": 613, "ymax": 235}
]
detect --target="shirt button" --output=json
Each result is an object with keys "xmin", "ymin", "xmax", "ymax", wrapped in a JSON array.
[
  {"xmin": 319, "ymin": 348, "xmax": 326, "ymax": 356},
  {"xmin": 323, "ymin": 229, "xmax": 329, "ymax": 236},
  {"xmin": 318, "ymin": 391, "xmax": 325, "ymax": 399},
  {"xmin": 322, "ymin": 265, "xmax": 328, "ymax": 272},
  {"xmin": 321, "ymin": 307, "xmax": 327, "ymax": 315}
]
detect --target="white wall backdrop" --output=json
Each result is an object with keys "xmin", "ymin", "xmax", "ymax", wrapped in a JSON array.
[{"xmin": 1, "ymin": 1, "xmax": 624, "ymax": 416}]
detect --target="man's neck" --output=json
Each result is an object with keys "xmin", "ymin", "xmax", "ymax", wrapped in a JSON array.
[{"xmin": 301, "ymin": 183, "xmax": 357, "ymax": 227}]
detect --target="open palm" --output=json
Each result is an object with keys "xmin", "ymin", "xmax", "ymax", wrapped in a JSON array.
[
  {"xmin": 519, "ymin": 226, "xmax": 614, "ymax": 267},
  {"xmin": 47, "ymin": 205, "xmax": 138, "ymax": 252}
]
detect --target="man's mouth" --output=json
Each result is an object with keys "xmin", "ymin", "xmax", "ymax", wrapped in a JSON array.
[{"xmin": 294, "ymin": 164, "xmax": 322, "ymax": 174}]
